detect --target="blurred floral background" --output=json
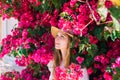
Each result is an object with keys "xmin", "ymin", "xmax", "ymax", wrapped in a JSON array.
[{"xmin": 0, "ymin": 0, "xmax": 120, "ymax": 80}]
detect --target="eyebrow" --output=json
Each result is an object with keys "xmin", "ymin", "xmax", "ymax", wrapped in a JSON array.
[{"xmin": 57, "ymin": 32, "xmax": 67, "ymax": 37}]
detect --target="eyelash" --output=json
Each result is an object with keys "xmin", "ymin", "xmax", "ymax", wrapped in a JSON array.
[
  {"xmin": 56, "ymin": 35, "xmax": 65, "ymax": 38},
  {"xmin": 61, "ymin": 35, "xmax": 64, "ymax": 37}
]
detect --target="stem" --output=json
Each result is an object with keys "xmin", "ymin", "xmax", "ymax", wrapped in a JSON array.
[
  {"xmin": 100, "ymin": 21, "xmax": 112, "ymax": 25},
  {"xmin": 78, "ymin": 0, "xmax": 86, "ymax": 3},
  {"xmin": 86, "ymin": 0, "xmax": 98, "ymax": 24},
  {"xmin": 81, "ymin": 19, "xmax": 93, "ymax": 30},
  {"xmin": 80, "ymin": 19, "xmax": 93, "ymax": 36}
]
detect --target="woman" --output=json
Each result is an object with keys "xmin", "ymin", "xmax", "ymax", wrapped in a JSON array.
[{"xmin": 47, "ymin": 26, "xmax": 89, "ymax": 80}]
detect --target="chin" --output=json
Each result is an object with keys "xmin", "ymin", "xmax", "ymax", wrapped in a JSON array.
[{"xmin": 55, "ymin": 46, "xmax": 61, "ymax": 50}]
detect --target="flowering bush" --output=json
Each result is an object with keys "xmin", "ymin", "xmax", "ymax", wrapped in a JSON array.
[
  {"xmin": 0, "ymin": 62, "xmax": 50, "ymax": 80},
  {"xmin": 0, "ymin": 0, "xmax": 120, "ymax": 80},
  {"xmin": 55, "ymin": 63, "xmax": 83, "ymax": 80}
]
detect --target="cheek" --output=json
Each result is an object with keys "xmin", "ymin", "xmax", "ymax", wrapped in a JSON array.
[{"xmin": 60, "ymin": 40, "xmax": 68, "ymax": 48}]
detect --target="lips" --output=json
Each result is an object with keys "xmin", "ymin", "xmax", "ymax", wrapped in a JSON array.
[
  {"xmin": 55, "ymin": 43, "xmax": 60, "ymax": 49},
  {"xmin": 55, "ymin": 43, "xmax": 60, "ymax": 45}
]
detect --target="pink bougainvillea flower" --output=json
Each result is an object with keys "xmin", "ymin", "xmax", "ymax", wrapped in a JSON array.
[
  {"xmin": 115, "ymin": 57, "xmax": 120, "ymax": 66},
  {"xmin": 103, "ymin": 72, "xmax": 112, "ymax": 80},
  {"xmin": 94, "ymin": 63, "xmax": 101, "ymax": 69},
  {"xmin": 89, "ymin": 35, "xmax": 98, "ymax": 44},
  {"xmin": 105, "ymin": 1, "xmax": 113, "ymax": 9},
  {"xmin": 105, "ymin": 12, "xmax": 112, "ymax": 22},
  {"xmin": 22, "ymin": 29, "xmax": 29, "ymax": 39},
  {"xmin": 87, "ymin": 67, "xmax": 93, "ymax": 75},
  {"xmin": 15, "ymin": 55, "xmax": 29, "ymax": 66},
  {"xmin": 111, "ymin": 63, "xmax": 117, "ymax": 69},
  {"xmin": 70, "ymin": 0, "xmax": 78, "ymax": 7},
  {"xmin": 76, "ymin": 56, "xmax": 84, "ymax": 64}
]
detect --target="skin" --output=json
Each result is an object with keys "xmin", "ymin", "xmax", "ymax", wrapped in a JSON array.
[{"xmin": 55, "ymin": 31, "xmax": 69, "ymax": 62}]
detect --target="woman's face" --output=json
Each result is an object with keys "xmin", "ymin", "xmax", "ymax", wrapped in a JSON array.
[{"xmin": 55, "ymin": 31, "xmax": 69, "ymax": 50}]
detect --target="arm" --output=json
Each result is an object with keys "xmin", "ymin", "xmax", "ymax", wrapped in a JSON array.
[
  {"xmin": 79, "ymin": 68, "xmax": 89, "ymax": 80},
  {"xmin": 47, "ymin": 60, "xmax": 54, "ymax": 80}
]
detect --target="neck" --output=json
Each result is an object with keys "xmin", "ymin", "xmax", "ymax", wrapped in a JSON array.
[{"xmin": 60, "ymin": 48, "xmax": 67, "ymax": 61}]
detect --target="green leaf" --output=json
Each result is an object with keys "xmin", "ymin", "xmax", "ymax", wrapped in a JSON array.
[
  {"xmin": 116, "ymin": 30, "xmax": 120, "ymax": 37},
  {"xmin": 82, "ymin": 56, "xmax": 94, "ymax": 67},
  {"xmin": 6, "ymin": 0, "xmax": 12, "ymax": 4},
  {"xmin": 18, "ymin": 47, "xmax": 28, "ymax": 57},
  {"xmin": 113, "ymin": 74, "xmax": 120, "ymax": 80},
  {"xmin": 79, "ymin": 37, "xmax": 89, "ymax": 44},
  {"xmin": 79, "ymin": 44, "xmax": 85, "ymax": 53},
  {"xmin": 98, "ymin": 40, "xmax": 108, "ymax": 53},
  {"xmin": 110, "ymin": 58, "xmax": 116, "ymax": 63},
  {"xmin": 53, "ymin": 0, "xmax": 67, "ymax": 9},
  {"xmin": 109, "ymin": 6, "xmax": 120, "ymax": 20},
  {"xmin": 104, "ymin": 29, "xmax": 120, "ymax": 41},
  {"xmin": 93, "ymin": 25, "xmax": 104, "ymax": 40},
  {"xmin": 34, "ymin": 0, "xmax": 52, "ymax": 13},
  {"xmin": 67, "ymin": 69, "xmax": 71, "ymax": 74},
  {"xmin": 0, "ymin": 46, "xmax": 3, "ymax": 53},
  {"xmin": 91, "ymin": 44, "xmax": 98, "ymax": 51},
  {"xmin": 110, "ymin": 30, "xmax": 117, "ymax": 41},
  {"xmin": 28, "ymin": 27, "xmax": 46, "ymax": 37},
  {"xmin": 41, "ymin": 0, "xmax": 50, "ymax": 12},
  {"xmin": 106, "ymin": 66, "xmax": 112, "ymax": 73},
  {"xmin": 59, "ymin": 12, "xmax": 68, "ymax": 17},
  {"xmin": 97, "ymin": 2, "xmax": 108, "ymax": 22},
  {"xmin": 70, "ymin": 39, "xmax": 76, "ymax": 48},
  {"xmin": 115, "ymin": 67, "xmax": 120, "ymax": 74},
  {"xmin": 110, "ymin": 30, "xmax": 120, "ymax": 41},
  {"xmin": 5, "ymin": 7, "xmax": 14, "ymax": 14},
  {"xmin": 38, "ymin": 27, "xmax": 46, "ymax": 36},
  {"xmin": 28, "ymin": 43, "xmax": 36, "ymax": 53},
  {"xmin": 28, "ymin": 28, "xmax": 33, "ymax": 34},
  {"xmin": 38, "ymin": 30, "xmax": 43, "ymax": 36},
  {"xmin": 59, "ymin": 12, "xmax": 73, "ymax": 21},
  {"xmin": 11, "ymin": 50, "xmax": 17, "ymax": 57},
  {"xmin": 86, "ymin": 44, "xmax": 98, "ymax": 57},
  {"xmin": 113, "ymin": 67, "xmax": 120, "ymax": 80},
  {"xmin": 28, "ymin": 28, "xmax": 36, "ymax": 36},
  {"xmin": 112, "ymin": 16, "xmax": 120, "ymax": 31},
  {"xmin": 104, "ymin": 30, "xmax": 110, "ymax": 40}
]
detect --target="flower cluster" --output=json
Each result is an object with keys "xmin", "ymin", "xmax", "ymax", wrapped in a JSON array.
[
  {"xmin": 55, "ymin": 63, "xmax": 83, "ymax": 80},
  {"xmin": 20, "ymin": 68, "xmax": 38, "ymax": 80},
  {"xmin": 57, "ymin": 0, "xmax": 91, "ymax": 36},
  {"xmin": 31, "ymin": 47, "xmax": 53, "ymax": 65},
  {"xmin": 112, "ymin": 57, "xmax": 120, "ymax": 68},
  {"xmin": 0, "ymin": 71, "xmax": 20, "ymax": 80},
  {"xmin": 105, "ymin": 39, "xmax": 120, "ymax": 80}
]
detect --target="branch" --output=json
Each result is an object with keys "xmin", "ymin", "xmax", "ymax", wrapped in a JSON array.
[
  {"xmin": 86, "ymin": 0, "xmax": 99, "ymax": 24},
  {"xmin": 80, "ymin": 19, "xmax": 93, "ymax": 36},
  {"xmin": 100, "ymin": 21, "xmax": 113, "ymax": 25}
]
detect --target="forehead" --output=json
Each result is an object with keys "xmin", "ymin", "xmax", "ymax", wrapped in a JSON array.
[{"xmin": 57, "ymin": 31, "xmax": 68, "ymax": 36}]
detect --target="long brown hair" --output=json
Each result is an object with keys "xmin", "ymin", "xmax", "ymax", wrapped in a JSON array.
[{"xmin": 53, "ymin": 35, "xmax": 73, "ymax": 76}]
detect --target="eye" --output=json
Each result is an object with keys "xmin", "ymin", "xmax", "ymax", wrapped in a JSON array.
[
  {"xmin": 60, "ymin": 35, "xmax": 65, "ymax": 38},
  {"xmin": 61, "ymin": 35, "xmax": 64, "ymax": 37},
  {"xmin": 55, "ymin": 34, "xmax": 59, "ymax": 38}
]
